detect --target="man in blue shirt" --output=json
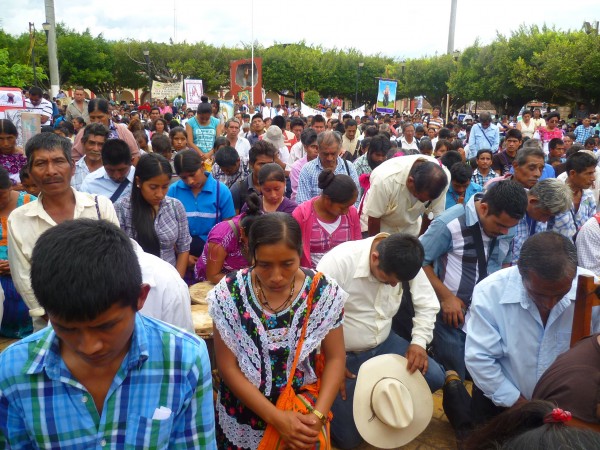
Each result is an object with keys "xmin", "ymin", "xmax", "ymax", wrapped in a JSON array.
[
  {"xmin": 80, "ymin": 138, "xmax": 134, "ymax": 203},
  {"xmin": 468, "ymin": 112, "xmax": 499, "ymax": 158},
  {"xmin": 420, "ymin": 180, "xmax": 528, "ymax": 381},
  {"xmin": 445, "ymin": 163, "xmax": 482, "ymax": 209},
  {"xmin": 465, "ymin": 232, "xmax": 600, "ymax": 420},
  {"xmin": 0, "ymin": 219, "xmax": 216, "ymax": 448}
]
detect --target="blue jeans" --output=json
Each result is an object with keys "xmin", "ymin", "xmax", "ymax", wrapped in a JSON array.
[
  {"xmin": 330, "ymin": 332, "xmax": 445, "ymax": 449},
  {"xmin": 432, "ymin": 314, "xmax": 467, "ymax": 380}
]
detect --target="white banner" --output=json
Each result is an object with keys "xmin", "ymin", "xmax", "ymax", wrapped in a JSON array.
[
  {"xmin": 151, "ymin": 80, "xmax": 183, "ymax": 100},
  {"xmin": 300, "ymin": 102, "xmax": 365, "ymax": 118},
  {"xmin": 184, "ymin": 79, "xmax": 204, "ymax": 111}
]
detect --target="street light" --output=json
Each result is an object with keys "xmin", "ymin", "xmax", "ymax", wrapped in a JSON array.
[
  {"xmin": 42, "ymin": 22, "xmax": 50, "ymax": 43},
  {"xmin": 143, "ymin": 50, "xmax": 152, "ymax": 102},
  {"xmin": 355, "ymin": 62, "xmax": 364, "ymax": 108}
]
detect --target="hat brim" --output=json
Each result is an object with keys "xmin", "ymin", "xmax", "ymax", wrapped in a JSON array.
[{"xmin": 353, "ymin": 354, "xmax": 433, "ymax": 449}]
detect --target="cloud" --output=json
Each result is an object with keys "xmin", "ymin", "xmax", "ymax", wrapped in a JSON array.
[{"xmin": 1, "ymin": 0, "xmax": 596, "ymax": 60}]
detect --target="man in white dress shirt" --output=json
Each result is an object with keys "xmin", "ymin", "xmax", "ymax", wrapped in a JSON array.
[{"xmin": 317, "ymin": 233, "xmax": 443, "ymax": 449}]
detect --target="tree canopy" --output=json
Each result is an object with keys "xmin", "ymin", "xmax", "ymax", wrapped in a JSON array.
[{"xmin": 1, "ymin": 24, "xmax": 598, "ymax": 112}]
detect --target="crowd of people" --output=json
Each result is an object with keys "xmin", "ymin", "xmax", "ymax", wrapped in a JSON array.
[{"xmin": 0, "ymin": 85, "xmax": 599, "ymax": 449}]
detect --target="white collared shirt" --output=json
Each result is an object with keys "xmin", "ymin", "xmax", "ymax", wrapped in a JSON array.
[
  {"xmin": 8, "ymin": 189, "xmax": 118, "ymax": 316},
  {"xmin": 131, "ymin": 240, "xmax": 194, "ymax": 333},
  {"xmin": 317, "ymin": 233, "xmax": 440, "ymax": 351}
]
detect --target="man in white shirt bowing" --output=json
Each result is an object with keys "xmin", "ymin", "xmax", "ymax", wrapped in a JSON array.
[{"xmin": 317, "ymin": 233, "xmax": 443, "ymax": 450}]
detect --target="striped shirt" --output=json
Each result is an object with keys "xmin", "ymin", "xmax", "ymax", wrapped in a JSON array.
[
  {"xmin": 420, "ymin": 195, "xmax": 514, "ymax": 305},
  {"xmin": 0, "ymin": 314, "xmax": 216, "ymax": 449},
  {"xmin": 573, "ymin": 124, "xmax": 595, "ymax": 144},
  {"xmin": 25, "ymin": 98, "xmax": 54, "ymax": 126}
]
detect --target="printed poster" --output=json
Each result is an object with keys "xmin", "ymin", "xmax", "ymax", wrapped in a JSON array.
[
  {"xmin": 230, "ymin": 58, "xmax": 263, "ymax": 105},
  {"xmin": 184, "ymin": 79, "xmax": 204, "ymax": 111},
  {"xmin": 376, "ymin": 79, "xmax": 397, "ymax": 115},
  {"xmin": 151, "ymin": 80, "xmax": 183, "ymax": 100}
]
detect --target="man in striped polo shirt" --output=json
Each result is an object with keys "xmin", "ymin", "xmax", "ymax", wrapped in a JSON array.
[{"xmin": 419, "ymin": 180, "xmax": 528, "ymax": 381}]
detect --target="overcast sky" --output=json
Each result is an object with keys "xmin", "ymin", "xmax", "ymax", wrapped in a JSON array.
[{"xmin": 2, "ymin": 0, "xmax": 598, "ymax": 59}]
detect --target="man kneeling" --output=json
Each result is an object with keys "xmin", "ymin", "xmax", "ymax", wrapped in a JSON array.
[{"xmin": 0, "ymin": 219, "xmax": 216, "ymax": 448}]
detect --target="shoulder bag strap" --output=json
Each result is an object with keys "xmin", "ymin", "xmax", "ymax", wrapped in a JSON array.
[
  {"xmin": 479, "ymin": 124, "xmax": 494, "ymax": 148},
  {"xmin": 227, "ymin": 219, "xmax": 238, "ymax": 240},
  {"xmin": 94, "ymin": 195, "xmax": 101, "ymax": 219},
  {"xmin": 283, "ymin": 272, "xmax": 323, "ymax": 392},
  {"xmin": 109, "ymin": 178, "xmax": 130, "ymax": 203},
  {"xmin": 469, "ymin": 222, "xmax": 496, "ymax": 283}
]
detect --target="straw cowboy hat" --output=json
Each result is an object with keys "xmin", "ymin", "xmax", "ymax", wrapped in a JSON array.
[{"xmin": 354, "ymin": 354, "xmax": 433, "ymax": 449}]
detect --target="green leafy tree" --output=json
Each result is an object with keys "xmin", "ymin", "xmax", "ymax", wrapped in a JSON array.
[
  {"xmin": 0, "ymin": 48, "xmax": 47, "ymax": 88},
  {"xmin": 303, "ymin": 90, "xmax": 320, "ymax": 108}
]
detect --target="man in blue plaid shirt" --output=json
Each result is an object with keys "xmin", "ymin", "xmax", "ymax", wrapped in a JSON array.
[{"xmin": 0, "ymin": 219, "xmax": 216, "ymax": 449}]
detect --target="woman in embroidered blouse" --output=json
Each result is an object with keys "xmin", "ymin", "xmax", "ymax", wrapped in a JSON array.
[
  {"xmin": 208, "ymin": 213, "xmax": 346, "ymax": 450},
  {"xmin": 292, "ymin": 170, "xmax": 361, "ymax": 269},
  {"xmin": 0, "ymin": 120, "xmax": 27, "ymax": 190},
  {"xmin": 114, "ymin": 153, "xmax": 191, "ymax": 277},
  {"xmin": 0, "ymin": 166, "xmax": 35, "ymax": 337},
  {"xmin": 195, "ymin": 192, "xmax": 262, "ymax": 284}
]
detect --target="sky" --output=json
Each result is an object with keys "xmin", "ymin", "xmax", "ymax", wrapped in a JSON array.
[{"xmin": 2, "ymin": 0, "xmax": 599, "ymax": 59}]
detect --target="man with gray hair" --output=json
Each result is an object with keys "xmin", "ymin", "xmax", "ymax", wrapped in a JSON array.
[
  {"xmin": 443, "ymin": 232, "xmax": 600, "ymax": 439},
  {"xmin": 296, "ymin": 130, "xmax": 360, "ymax": 204},
  {"xmin": 485, "ymin": 144, "xmax": 546, "ymax": 190},
  {"xmin": 510, "ymin": 178, "xmax": 573, "ymax": 264},
  {"xmin": 464, "ymin": 232, "xmax": 600, "ymax": 421},
  {"xmin": 468, "ymin": 112, "xmax": 499, "ymax": 158}
]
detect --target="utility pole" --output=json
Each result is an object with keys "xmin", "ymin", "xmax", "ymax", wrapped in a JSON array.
[
  {"xmin": 29, "ymin": 22, "xmax": 38, "ymax": 87},
  {"xmin": 44, "ymin": 0, "xmax": 60, "ymax": 98},
  {"xmin": 447, "ymin": 0, "xmax": 458, "ymax": 55}
]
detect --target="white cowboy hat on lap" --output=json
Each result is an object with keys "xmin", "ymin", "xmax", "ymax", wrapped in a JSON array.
[{"xmin": 353, "ymin": 354, "xmax": 433, "ymax": 449}]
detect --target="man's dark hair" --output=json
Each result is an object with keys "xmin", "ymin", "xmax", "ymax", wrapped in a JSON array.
[
  {"xmin": 409, "ymin": 160, "xmax": 448, "ymax": 199},
  {"xmin": 549, "ymin": 138, "xmax": 564, "ymax": 151},
  {"xmin": 440, "ymin": 150, "xmax": 463, "ymax": 170},
  {"xmin": 251, "ymin": 113, "xmax": 264, "ymax": 122},
  {"xmin": 450, "ymin": 162, "xmax": 473, "ymax": 184},
  {"xmin": 82, "ymin": 123, "xmax": 109, "ymax": 143},
  {"xmin": 249, "ymin": 140, "xmax": 277, "ymax": 165},
  {"xmin": 215, "ymin": 146, "xmax": 240, "ymax": 168},
  {"xmin": 345, "ymin": 119, "xmax": 358, "ymax": 128},
  {"xmin": 300, "ymin": 128, "xmax": 318, "ymax": 147},
  {"xmin": 419, "ymin": 138, "xmax": 433, "ymax": 153},
  {"xmin": 481, "ymin": 179, "xmax": 528, "ymax": 220},
  {"xmin": 369, "ymin": 134, "xmax": 391, "ymax": 155},
  {"xmin": 566, "ymin": 151, "xmax": 596, "ymax": 174},
  {"xmin": 584, "ymin": 137, "xmax": 596, "ymax": 148},
  {"xmin": 290, "ymin": 118, "xmax": 304, "ymax": 130},
  {"xmin": 28, "ymin": 86, "xmax": 43, "ymax": 96},
  {"xmin": 376, "ymin": 233, "xmax": 424, "ymax": 281},
  {"xmin": 518, "ymin": 232, "xmax": 577, "ymax": 281},
  {"xmin": 506, "ymin": 128, "xmax": 522, "ymax": 141},
  {"xmin": 150, "ymin": 134, "xmax": 171, "ymax": 155},
  {"xmin": 31, "ymin": 219, "xmax": 142, "ymax": 322},
  {"xmin": 438, "ymin": 128, "xmax": 452, "ymax": 140},
  {"xmin": 150, "ymin": 107, "xmax": 160, "ymax": 114},
  {"xmin": 271, "ymin": 115, "xmax": 286, "ymax": 130},
  {"xmin": 311, "ymin": 114, "xmax": 326, "ymax": 126},
  {"xmin": 476, "ymin": 149, "xmax": 493, "ymax": 159},
  {"xmin": 25, "ymin": 133, "xmax": 72, "ymax": 169},
  {"xmin": 102, "ymin": 139, "xmax": 131, "ymax": 166}
]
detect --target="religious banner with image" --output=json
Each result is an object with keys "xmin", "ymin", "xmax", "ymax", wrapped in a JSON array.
[
  {"xmin": 230, "ymin": 58, "xmax": 263, "ymax": 104},
  {"xmin": 184, "ymin": 79, "xmax": 204, "ymax": 111},
  {"xmin": 376, "ymin": 79, "xmax": 397, "ymax": 115}
]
